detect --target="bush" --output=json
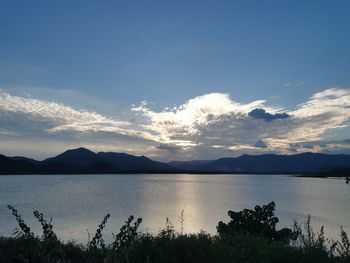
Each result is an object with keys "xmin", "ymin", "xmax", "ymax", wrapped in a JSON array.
[
  {"xmin": 1, "ymin": 203, "xmax": 350, "ymax": 263},
  {"xmin": 217, "ymin": 201, "xmax": 293, "ymax": 242}
]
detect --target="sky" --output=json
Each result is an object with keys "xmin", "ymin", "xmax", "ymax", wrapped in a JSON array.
[{"xmin": 0, "ymin": 0, "xmax": 350, "ymax": 161}]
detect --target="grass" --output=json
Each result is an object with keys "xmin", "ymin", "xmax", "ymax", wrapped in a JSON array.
[{"xmin": 1, "ymin": 203, "xmax": 350, "ymax": 263}]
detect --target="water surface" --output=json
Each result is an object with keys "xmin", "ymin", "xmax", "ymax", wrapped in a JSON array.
[{"xmin": 0, "ymin": 174, "xmax": 349, "ymax": 242}]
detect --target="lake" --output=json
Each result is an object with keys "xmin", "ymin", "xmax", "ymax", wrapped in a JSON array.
[{"xmin": 0, "ymin": 174, "xmax": 349, "ymax": 243}]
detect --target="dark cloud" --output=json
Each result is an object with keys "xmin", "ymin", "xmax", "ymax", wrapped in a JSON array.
[
  {"xmin": 0, "ymin": 109, "xmax": 60, "ymax": 137},
  {"xmin": 254, "ymin": 140, "xmax": 268, "ymax": 148},
  {"xmin": 156, "ymin": 143, "xmax": 181, "ymax": 153},
  {"xmin": 289, "ymin": 143, "xmax": 312, "ymax": 151},
  {"xmin": 289, "ymin": 140, "xmax": 350, "ymax": 151},
  {"xmin": 302, "ymin": 143, "xmax": 314, "ymax": 149},
  {"xmin": 288, "ymin": 147, "xmax": 298, "ymax": 153},
  {"xmin": 248, "ymin": 108, "xmax": 289, "ymax": 121},
  {"xmin": 342, "ymin": 139, "xmax": 350, "ymax": 144}
]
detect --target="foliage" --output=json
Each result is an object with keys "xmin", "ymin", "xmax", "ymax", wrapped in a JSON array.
[
  {"xmin": 33, "ymin": 210, "xmax": 57, "ymax": 242},
  {"xmin": 158, "ymin": 217, "xmax": 175, "ymax": 239},
  {"xmin": 217, "ymin": 201, "xmax": 293, "ymax": 242},
  {"xmin": 291, "ymin": 215, "xmax": 326, "ymax": 250},
  {"xmin": 108, "ymin": 215, "xmax": 142, "ymax": 262},
  {"xmin": 88, "ymin": 213, "xmax": 110, "ymax": 250},
  {"xmin": 335, "ymin": 226, "xmax": 350, "ymax": 257},
  {"xmin": 7, "ymin": 205, "xmax": 34, "ymax": 239},
  {"xmin": 1, "ymin": 204, "xmax": 350, "ymax": 263}
]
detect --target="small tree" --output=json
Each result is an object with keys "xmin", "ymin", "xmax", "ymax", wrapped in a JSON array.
[{"xmin": 217, "ymin": 202, "xmax": 293, "ymax": 242}]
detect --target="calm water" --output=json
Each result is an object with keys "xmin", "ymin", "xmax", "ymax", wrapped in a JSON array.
[{"xmin": 0, "ymin": 174, "xmax": 349, "ymax": 243}]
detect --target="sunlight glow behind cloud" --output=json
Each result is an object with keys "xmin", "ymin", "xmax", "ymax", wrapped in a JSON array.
[{"xmin": 132, "ymin": 88, "xmax": 350, "ymax": 157}]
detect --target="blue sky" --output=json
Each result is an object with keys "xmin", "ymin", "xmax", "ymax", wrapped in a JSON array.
[{"xmin": 0, "ymin": 0, "xmax": 350, "ymax": 160}]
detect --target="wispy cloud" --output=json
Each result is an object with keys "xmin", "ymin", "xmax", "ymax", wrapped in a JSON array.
[
  {"xmin": 284, "ymin": 81, "xmax": 304, "ymax": 87},
  {"xmin": 0, "ymin": 90, "xmax": 154, "ymax": 141}
]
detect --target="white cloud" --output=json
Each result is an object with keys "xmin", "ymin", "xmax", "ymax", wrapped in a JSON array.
[
  {"xmin": 0, "ymin": 90, "xmax": 155, "ymax": 141},
  {"xmin": 287, "ymin": 88, "xmax": 350, "ymax": 142},
  {"xmin": 132, "ymin": 93, "xmax": 277, "ymax": 144}
]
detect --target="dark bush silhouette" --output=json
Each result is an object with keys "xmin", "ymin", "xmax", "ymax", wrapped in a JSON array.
[
  {"xmin": 217, "ymin": 201, "xmax": 293, "ymax": 242},
  {"xmin": 108, "ymin": 215, "xmax": 142, "ymax": 262},
  {"xmin": 7, "ymin": 205, "xmax": 34, "ymax": 239},
  {"xmin": 89, "ymin": 213, "xmax": 110, "ymax": 250}
]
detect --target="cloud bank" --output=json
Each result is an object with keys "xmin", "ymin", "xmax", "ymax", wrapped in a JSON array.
[
  {"xmin": 1, "ymin": 88, "xmax": 350, "ymax": 160},
  {"xmin": 132, "ymin": 88, "xmax": 350, "ymax": 159}
]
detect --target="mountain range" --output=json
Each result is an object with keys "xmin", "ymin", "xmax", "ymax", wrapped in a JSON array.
[
  {"xmin": 171, "ymin": 153, "xmax": 350, "ymax": 173},
  {"xmin": 0, "ymin": 147, "xmax": 349, "ymax": 175},
  {"xmin": 0, "ymin": 148, "xmax": 173, "ymax": 174}
]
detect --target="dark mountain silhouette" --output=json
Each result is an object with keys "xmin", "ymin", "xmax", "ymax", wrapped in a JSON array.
[
  {"xmin": 0, "ymin": 154, "xmax": 38, "ymax": 174},
  {"xmin": 189, "ymin": 153, "xmax": 350, "ymax": 173},
  {"xmin": 43, "ymin": 147, "xmax": 101, "ymax": 166},
  {"xmin": 40, "ymin": 148, "xmax": 104, "ymax": 174},
  {"xmin": 304, "ymin": 166, "xmax": 350, "ymax": 177},
  {"xmin": 0, "ymin": 149, "xmax": 349, "ymax": 175},
  {"xmin": 0, "ymin": 147, "xmax": 176, "ymax": 174},
  {"xmin": 9, "ymin": 156, "xmax": 40, "ymax": 164},
  {"xmin": 97, "ymin": 152, "xmax": 172, "ymax": 171}
]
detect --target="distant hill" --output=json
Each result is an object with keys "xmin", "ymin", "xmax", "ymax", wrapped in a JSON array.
[
  {"xmin": 43, "ymin": 148, "xmax": 101, "ymax": 166},
  {"xmin": 0, "ymin": 147, "xmax": 177, "ymax": 174},
  {"xmin": 0, "ymin": 149, "xmax": 349, "ymax": 175},
  {"xmin": 97, "ymin": 152, "xmax": 172, "ymax": 171},
  {"xmin": 0, "ymin": 154, "xmax": 38, "ymax": 174},
  {"xmin": 9, "ymin": 156, "xmax": 40, "ymax": 164},
  {"xmin": 303, "ymin": 166, "xmax": 350, "ymax": 178},
  {"xmin": 187, "ymin": 153, "xmax": 350, "ymax": 173}
]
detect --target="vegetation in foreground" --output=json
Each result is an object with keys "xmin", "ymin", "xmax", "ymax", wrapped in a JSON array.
[{"xmin": 1, "ymin": 202, "xmax": 350, "ymax": 263}]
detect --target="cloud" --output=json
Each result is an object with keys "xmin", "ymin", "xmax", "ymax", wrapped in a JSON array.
[
  {"xmin": 248, "ymin": 108, "xmax": 289, "ymax": 121},
  {"xmin": 0, "ymin": 90, "xmax": 152, "ymax": 138},
  {"xmin": 302, "ymin": 143, "xmax": 314, "ymax": 149},
  {"xmin": 133, "ymin": 88, "xmax": 350, "ymax": 159},
  {"xmin": 156, "ymin": 143, "xmax": 181, "ymax": 154},
  {"xmin": 287, "ymin": 139, "xmax": 350, "ymax": 154},
  {"xmin": 1, "ymin": 87, "xmax": 350, "ymax": 160},
  {"xmin": 284, "ymin": 81, "xmax": 304, "ymax": 87},
  {"xmin": 288, "ymin": 147, "xmax": 298, "ymax": 153},
  {"xmin": 132, "ymin": 93, "xmax": 273, "ymax": 143},
  {"xmin": 0, "ymin": 89, "xmax": 159, "ymax": 155},
  {"xmin": 254, "ymin": 140, "xmax": 268, "ymax": 148}
]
